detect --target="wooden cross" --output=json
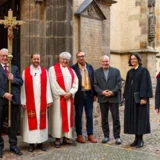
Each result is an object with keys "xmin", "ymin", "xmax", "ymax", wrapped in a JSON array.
[
  {"xmin": 0, "ymin": 9, "xmax": 25, "ymax": 127},
  {"xmin": 0, "ymin": 9, "xmax": 24, "ymax": 55}
]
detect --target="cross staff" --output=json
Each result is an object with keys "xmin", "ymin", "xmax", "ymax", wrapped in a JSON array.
[{"xmin": 0, "ymin": 9, "xmax": 24, "ymax": 127}]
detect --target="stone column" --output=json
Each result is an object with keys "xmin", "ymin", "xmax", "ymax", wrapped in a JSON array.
[
  {"xmin": 156, "ymin": 0, "xmax": 160, "ymax": 49},
  {"xmin": 20, "ymin": 0, "xmax": 46, "ymax": 69},
  {"xmin": 20, "ymin": 0, "xmax": 73, "ymax": 70},
  {"xmin": 51, "ymin": 0, "xmax": 73, "ymax": 65}
]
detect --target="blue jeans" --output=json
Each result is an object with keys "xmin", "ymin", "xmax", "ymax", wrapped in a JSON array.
[{"xmin": 75, "ymin": 92, "xmax": 93, "ymax": 136}]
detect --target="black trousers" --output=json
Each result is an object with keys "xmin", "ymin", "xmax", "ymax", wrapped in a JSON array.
[
  {"xmin": 0, "ymin": 104, "xmax": 19, "ymax": 149},
  {"xmin": 100, "ymin": 102, "xmax": 120, "ymax": 138}
]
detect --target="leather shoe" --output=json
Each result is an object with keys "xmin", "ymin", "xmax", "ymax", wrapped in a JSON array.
[
  {"xmin": 88, "ymin": 135, "xmax": 97, "ymax": 143},
  {"xmin": 0, "ymin": 149, "xmax": 2, "ymax": 158},
  {"xmin": 130, "ymin": 140, "xmax": 138, "ymax": 147},
  {"xmin": 28, "ymin": 144, "xmax": 34, "ymax": 152},
  {"xmin": 136, "ymin": 140, "xmax": 144, "ymax": 148},
  {"xmin": 77, "ymin": 135, "xmax": 85, "ymax": 143},
  {"xmin": 37, "ymin": 143, "xmax": 47, "ymax": 151},
  {"xmin": 115, "ymin": 138, "xmax": 121, "ymax": 145},
  {"xmin": 63, "ymin": 138, "xmax": 76, "ymax": 146},
  {"xmin": 10, "ymin": 146, "xmax": 23, "ymax": 156},
  {"xmin": 102, "ymin": 137, "xmax": 110, "ymax": 143}
]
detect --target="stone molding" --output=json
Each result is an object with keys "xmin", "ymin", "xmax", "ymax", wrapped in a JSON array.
[
  {"xmin": 75, "ymin": 0, "xmax": 106, "ymax": 20},
  {"xmin": 111, "ymin": 49, "xmax": 159, "ymax": 54}
]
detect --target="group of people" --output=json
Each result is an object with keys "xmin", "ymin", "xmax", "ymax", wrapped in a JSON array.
[{"xmin": 0, "ymin": 48, "xmax": 157, "ymax": 158}]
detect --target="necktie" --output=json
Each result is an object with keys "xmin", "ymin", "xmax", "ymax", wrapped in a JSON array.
[{"xmin": 4, "ymin": 65, "xmax": 8, "ymax": 75}]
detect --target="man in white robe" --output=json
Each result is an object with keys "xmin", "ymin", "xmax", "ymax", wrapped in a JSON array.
[
  {"xmin": 21, "ymin": 53, "xmax": 53, "ymax": 152},
  {"xmin": 48, "ymin": 52, "xmax": 78, "ymax": 148}
]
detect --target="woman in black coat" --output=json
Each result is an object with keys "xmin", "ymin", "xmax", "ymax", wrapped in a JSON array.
[{"xmin": 124, "ymin": 53, "xmax": 152, "ymax": 148}]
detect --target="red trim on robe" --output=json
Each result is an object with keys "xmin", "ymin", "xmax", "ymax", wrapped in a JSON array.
[
  {"xmin": 25, "ymin": 66, "xmax": 47, "ymax": 130},
  {"xmin": 54, "ymin": 63, "xmax": 74, "ymax": 132},
  {"xmin": 156, "ymin": 72, "xmax": 160, "ymax": 79}
]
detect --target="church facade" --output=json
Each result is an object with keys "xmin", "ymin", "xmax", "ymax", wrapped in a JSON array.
[
  {"xmin": 110, "ymin": 0, "xmax": 160, "ymax": 86},
  {"xmin": 0, "ymin": 0, "xmax": 159, "ymax": 83},
  {"xmin": 0, "ymin": 0, "xmax": 160, "ymax": 134},
  {"xmin": 19, "ymin": 0, "xmax": 116, "ymax": 71}
]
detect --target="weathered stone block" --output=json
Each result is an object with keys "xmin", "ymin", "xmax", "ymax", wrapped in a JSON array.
[
  {"xmin": 46, "ymin": 6, "xmax": 53, "ymax": 21},
  {"xmin": 140, "ymin": 41, "xmax": 147, "ymax": 49},
  {"xmin": 141, "ymin": 26, "xmax": 147, "ymax": 34}
]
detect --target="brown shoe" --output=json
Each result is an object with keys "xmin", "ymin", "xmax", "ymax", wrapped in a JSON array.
[
  {"xmin": 77, "ymin": 135, "xmax": 85, "ymax": 143},
  {"xmin": 88, "ymin": 135, "xmax": 97, "ymax": 143}
]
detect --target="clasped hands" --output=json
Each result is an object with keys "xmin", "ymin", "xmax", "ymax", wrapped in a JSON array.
[
  {"xmin": 102, "ymin": 90, "xmax": 113, "ymax": 97},
  {"xmin": 140, "ymin": 99, "xmax": 147, "ymax": 105},
  {"xmin": 63, "ymin": 92, "xmax": 72, "ymax": 100}
]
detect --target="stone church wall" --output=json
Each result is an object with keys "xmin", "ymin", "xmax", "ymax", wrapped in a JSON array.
[
  {"xmin": 110, "ymin": 0, "xmax": 157, "ymax": 86},
  {"xmin": 20, "ymin": 0, "xmax": 74, "ymax": 70}
]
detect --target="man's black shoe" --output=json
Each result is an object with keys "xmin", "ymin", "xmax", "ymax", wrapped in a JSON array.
[
  {"xmin": 115, "ymin": 138, "xmax": 121, "ymax": 145},
  {"xmin": 37, "ymin": 143, "xmax": 47, "ymax": 151},
  {"xmin": 28, "ymin": 144, "xmax": 34, "ymax": 152},
  {"xmin": 102, "ymin": 137, "xmax": 110, "ymax": 143},
  {"xmin": 10, "ymin": 146, "xmax": 23, "ymax": 156}
]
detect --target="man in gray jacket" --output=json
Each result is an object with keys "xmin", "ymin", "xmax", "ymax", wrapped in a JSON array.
[{"xmin": 94, "ymin": 55, "xmax": 122, "ymax": 144}]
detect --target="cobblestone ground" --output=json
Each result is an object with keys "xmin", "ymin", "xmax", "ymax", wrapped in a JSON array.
[{"xmin": 1, "ymin": 98, "xmax": 160, "ymax": 160}]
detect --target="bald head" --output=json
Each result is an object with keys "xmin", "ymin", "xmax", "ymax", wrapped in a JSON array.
[{"xmin": 101, "ymin": 55, "xmax": 110, "ymax": 69}]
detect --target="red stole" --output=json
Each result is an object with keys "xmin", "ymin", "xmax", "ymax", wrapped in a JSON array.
[
  {"xmin": 25, "ymin": 66, "xmax": 47, "ymax": 130},
  {"xmin": 54, "ymin": 63, "xmax": 74, "ymax": 132}
]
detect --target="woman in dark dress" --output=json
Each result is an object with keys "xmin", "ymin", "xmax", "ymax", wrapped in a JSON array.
[{"xmin": 124, "ymin": 53, "xmax": 152, "ymax": 148}]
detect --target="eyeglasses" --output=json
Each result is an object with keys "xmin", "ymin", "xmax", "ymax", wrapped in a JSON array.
[
  {"xmin": 0, "ymin": 55, "xmax": 8, "ymax": 58},
  {"xmin": 62, "ymin": 58, "xmax": 69, "ymax": 61},
  {"xmin": 77, "ymin": 55, "xmax": 85, "ymax": 58}
]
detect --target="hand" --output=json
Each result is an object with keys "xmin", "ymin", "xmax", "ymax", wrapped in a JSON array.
[
  {"xmin": 140, "ymin": 99, "xmax": 147, "ymax": 105},
  {"xmin": 21, "ymin": 104, "xmax": 26, "ymax": 109},
  {"xmin": 155, "ymin": 109, "xmax": 160, "ymax": 114},
  {"xmin": 47, "ymin": 103, "xmax": 52, "ymax": 107},
  {"xmin": 8, "ymin": 73, "xmax": 14, "ymax": 82},
  {"xmin": 4, "ymin": 93, "xmax": 12, "ymax": 101},
  {"xmin": 105, "ymin": 90, "xmax": 113, "ymax": 97},
  {"xmin": 93, "ymin": 96, "xmax": 96, "ymax": 101},
  {"xmin": 64, "ymin": 92, "xmax": 72, "ymax": 99},
  {"xmin": 102, "ymin": 90, "xmax": 108, "ymax": 96}
]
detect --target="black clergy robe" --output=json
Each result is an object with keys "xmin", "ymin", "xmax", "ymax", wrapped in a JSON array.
[{"xmin": 124, "ymin": 66, "xmax": 153, "ymax": 134}]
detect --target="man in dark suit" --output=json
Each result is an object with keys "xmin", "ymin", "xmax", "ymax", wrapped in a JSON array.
[
  {"xmin": 94, "ymin": 55, "xmax": 122, "ymax": 144},
  {"xmin": 72, "ymin": 51, "xmax": 97, "ymax": 143},
  {"xmin": 0, "ymin": 48, "xmax": 23, "ymax": 158}
]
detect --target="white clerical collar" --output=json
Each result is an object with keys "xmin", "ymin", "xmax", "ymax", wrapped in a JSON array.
[
  {"xmin": 31, "ymin": 64, "xmax": 40, "ymax": 70},
  {"xmin": 134, "ymin": 65, "xmax": 139, "ymax": 70}
]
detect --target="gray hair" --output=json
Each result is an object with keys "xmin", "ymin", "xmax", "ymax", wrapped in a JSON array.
[
  {"xmin": 0, "ymin": 48, "xmax": 8, "ymax": 54},
  {"xmin": 59, "ymin": 51, "xmax": 71, "ymax": 60},
  {"xmin": 100, "ymin": 55, "xmax": 110, "ymax": 61}
]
